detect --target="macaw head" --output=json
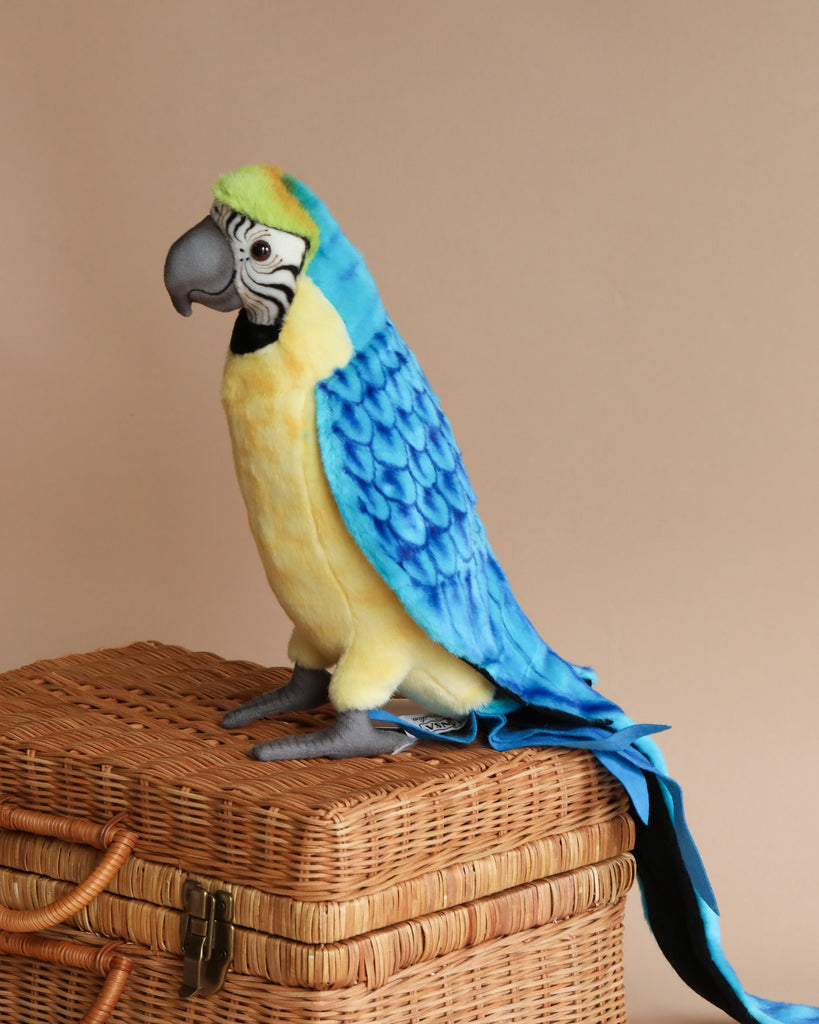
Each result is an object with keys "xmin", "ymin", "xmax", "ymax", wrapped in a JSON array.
[{"xmin": 164, "ymin": 165, "xmax": 320, "ymax": 333}]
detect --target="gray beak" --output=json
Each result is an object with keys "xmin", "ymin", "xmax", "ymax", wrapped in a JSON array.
[{"xmin": 164, "ymin": 215, "xmax": 242, "ymax": 317}]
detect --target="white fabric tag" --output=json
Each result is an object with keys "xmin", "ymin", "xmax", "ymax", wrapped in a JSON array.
[{"xmin": 398, "ymin": 713, "xmax": 470, "ymax": 735}]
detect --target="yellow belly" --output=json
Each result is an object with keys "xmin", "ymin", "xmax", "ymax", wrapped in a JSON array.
[{"xmin": 221, "ymin": 277, "xmax": 494, "ymax": 714}]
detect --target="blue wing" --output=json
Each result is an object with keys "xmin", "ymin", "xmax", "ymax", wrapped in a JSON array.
[{"xmin": 315, "ymin": 318, "xmax": 621, "ymax": 725}]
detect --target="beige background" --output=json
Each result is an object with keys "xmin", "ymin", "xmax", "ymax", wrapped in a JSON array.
[{"xmin": 1, "ymin": 1, "xmax": 817, "ymax": 1019}]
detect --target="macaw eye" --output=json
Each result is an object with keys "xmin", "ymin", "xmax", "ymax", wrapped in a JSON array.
[{"xmin": 250, "ymin": 240, "xmax": 271, "ymax": 261}]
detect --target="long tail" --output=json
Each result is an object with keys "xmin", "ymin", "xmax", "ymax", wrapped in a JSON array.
[
  {"xmin": 372, "ymin": 701, "xmax": 818, "ymax": 1023},
  {"xmin": 629, "ymin": 735, "xmax": 819, "ymax": 1024}
]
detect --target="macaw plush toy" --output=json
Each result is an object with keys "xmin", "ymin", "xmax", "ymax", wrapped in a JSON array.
[{"xmin": 164, "ymin": 165, "xmax": 816, "ymax": 1024}]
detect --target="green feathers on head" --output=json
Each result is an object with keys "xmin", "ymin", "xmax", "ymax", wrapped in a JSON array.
[{"xmin": 212, "ymin": 165, "xmax": 320, "ymax": 267}]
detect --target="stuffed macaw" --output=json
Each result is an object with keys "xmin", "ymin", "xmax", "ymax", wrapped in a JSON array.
[{"xmin": 164, "ymin": 165, "xmax": 816, "ymax": 1024}]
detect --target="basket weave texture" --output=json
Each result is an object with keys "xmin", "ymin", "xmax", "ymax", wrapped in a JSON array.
[{"xmin": 0, "ymin": 642, "xmax": 635, "ymax": 1022}]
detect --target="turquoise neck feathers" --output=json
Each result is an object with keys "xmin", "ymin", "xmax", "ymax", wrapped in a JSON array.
[{"xmin": 284, "ymin": 175, "xmax": 388, "ymax": 353}]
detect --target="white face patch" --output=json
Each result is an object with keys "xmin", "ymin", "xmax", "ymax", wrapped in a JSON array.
[{"xmin": 211, "ymin": 201, "xmax": 309, "ymax": 327}]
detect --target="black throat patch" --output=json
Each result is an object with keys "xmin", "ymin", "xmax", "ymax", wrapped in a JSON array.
[{"xmin": 230, "ymin": 310, "xmax": 282, "ymax": 354}]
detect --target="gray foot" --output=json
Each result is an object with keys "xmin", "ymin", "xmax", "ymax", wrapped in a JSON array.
[
  {"xmin": 221, "ymin": 665, "xmax": 331, "ymax": 728},
  {"xmin": 251, "ymin": 710, "xmax": 416, "ymax": 761}
]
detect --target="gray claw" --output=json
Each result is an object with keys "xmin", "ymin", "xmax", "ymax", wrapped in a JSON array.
[
  {"xmin": 221, "ymin": 665, "xmax": 331, "ymax": 728},
  {"xmin": 251, "ymin": 710, "xmax": 417, "ymax": 761}
]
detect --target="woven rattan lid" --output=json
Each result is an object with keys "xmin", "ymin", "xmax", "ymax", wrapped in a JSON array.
[{"xmin": 0, "ymin": 642, "xmax": 630, "ymax": 907}]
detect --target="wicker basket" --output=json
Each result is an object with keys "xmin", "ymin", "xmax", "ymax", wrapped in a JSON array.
[{"xmin": 0, "ymin": 642, "xmax": 635, "ymax": 1023}]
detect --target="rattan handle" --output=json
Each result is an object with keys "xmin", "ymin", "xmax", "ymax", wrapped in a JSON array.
[
  {"xmin": 0, "ymin": 803, "xmax": 139, "ymax": 932},
  {"xmin": 0, "ymin": 930, "xmax": 133, "ymax": 1023}
]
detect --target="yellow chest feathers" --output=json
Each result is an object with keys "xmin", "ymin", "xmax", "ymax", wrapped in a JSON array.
[
  {"xmin": 220, "ymin": 277, "xmax": 361, "ymax": 659},
  {"xmin": 220, "ymin": 275, "xmax": 354, "ymax": 512}
]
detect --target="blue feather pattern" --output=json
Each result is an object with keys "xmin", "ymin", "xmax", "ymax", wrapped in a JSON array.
[{"xmin": 317, "ymin": 319, "xmax": 624, "ymax": 723}]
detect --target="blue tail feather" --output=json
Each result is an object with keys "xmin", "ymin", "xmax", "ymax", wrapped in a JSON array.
[{"xmin": 371, "ymin": 693, "xmax": 818, "ymax": 1024}]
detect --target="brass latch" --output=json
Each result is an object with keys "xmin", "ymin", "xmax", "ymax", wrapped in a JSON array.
[{"xmin": 179, "ymin": 880, "xmax": 235, "ymax": 998}]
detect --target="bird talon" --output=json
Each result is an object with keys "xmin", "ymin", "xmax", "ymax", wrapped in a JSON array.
[
  {"xmin": 250, "ymin": 710, "xmax": 415, "ymax": 761},
  {"xmin": 222, "ymin": 665, "xmax": 331, "ymax": 728}
]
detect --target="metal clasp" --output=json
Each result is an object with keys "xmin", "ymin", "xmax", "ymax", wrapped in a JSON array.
[{"xmin": 179, "ymin": 880, "xmax": 235, "ymax": 998}]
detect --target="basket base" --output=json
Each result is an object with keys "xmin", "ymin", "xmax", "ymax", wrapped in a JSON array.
[{"xmin": 0, "ymin": 897, "xmax": 628, "ymax": 1024}]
